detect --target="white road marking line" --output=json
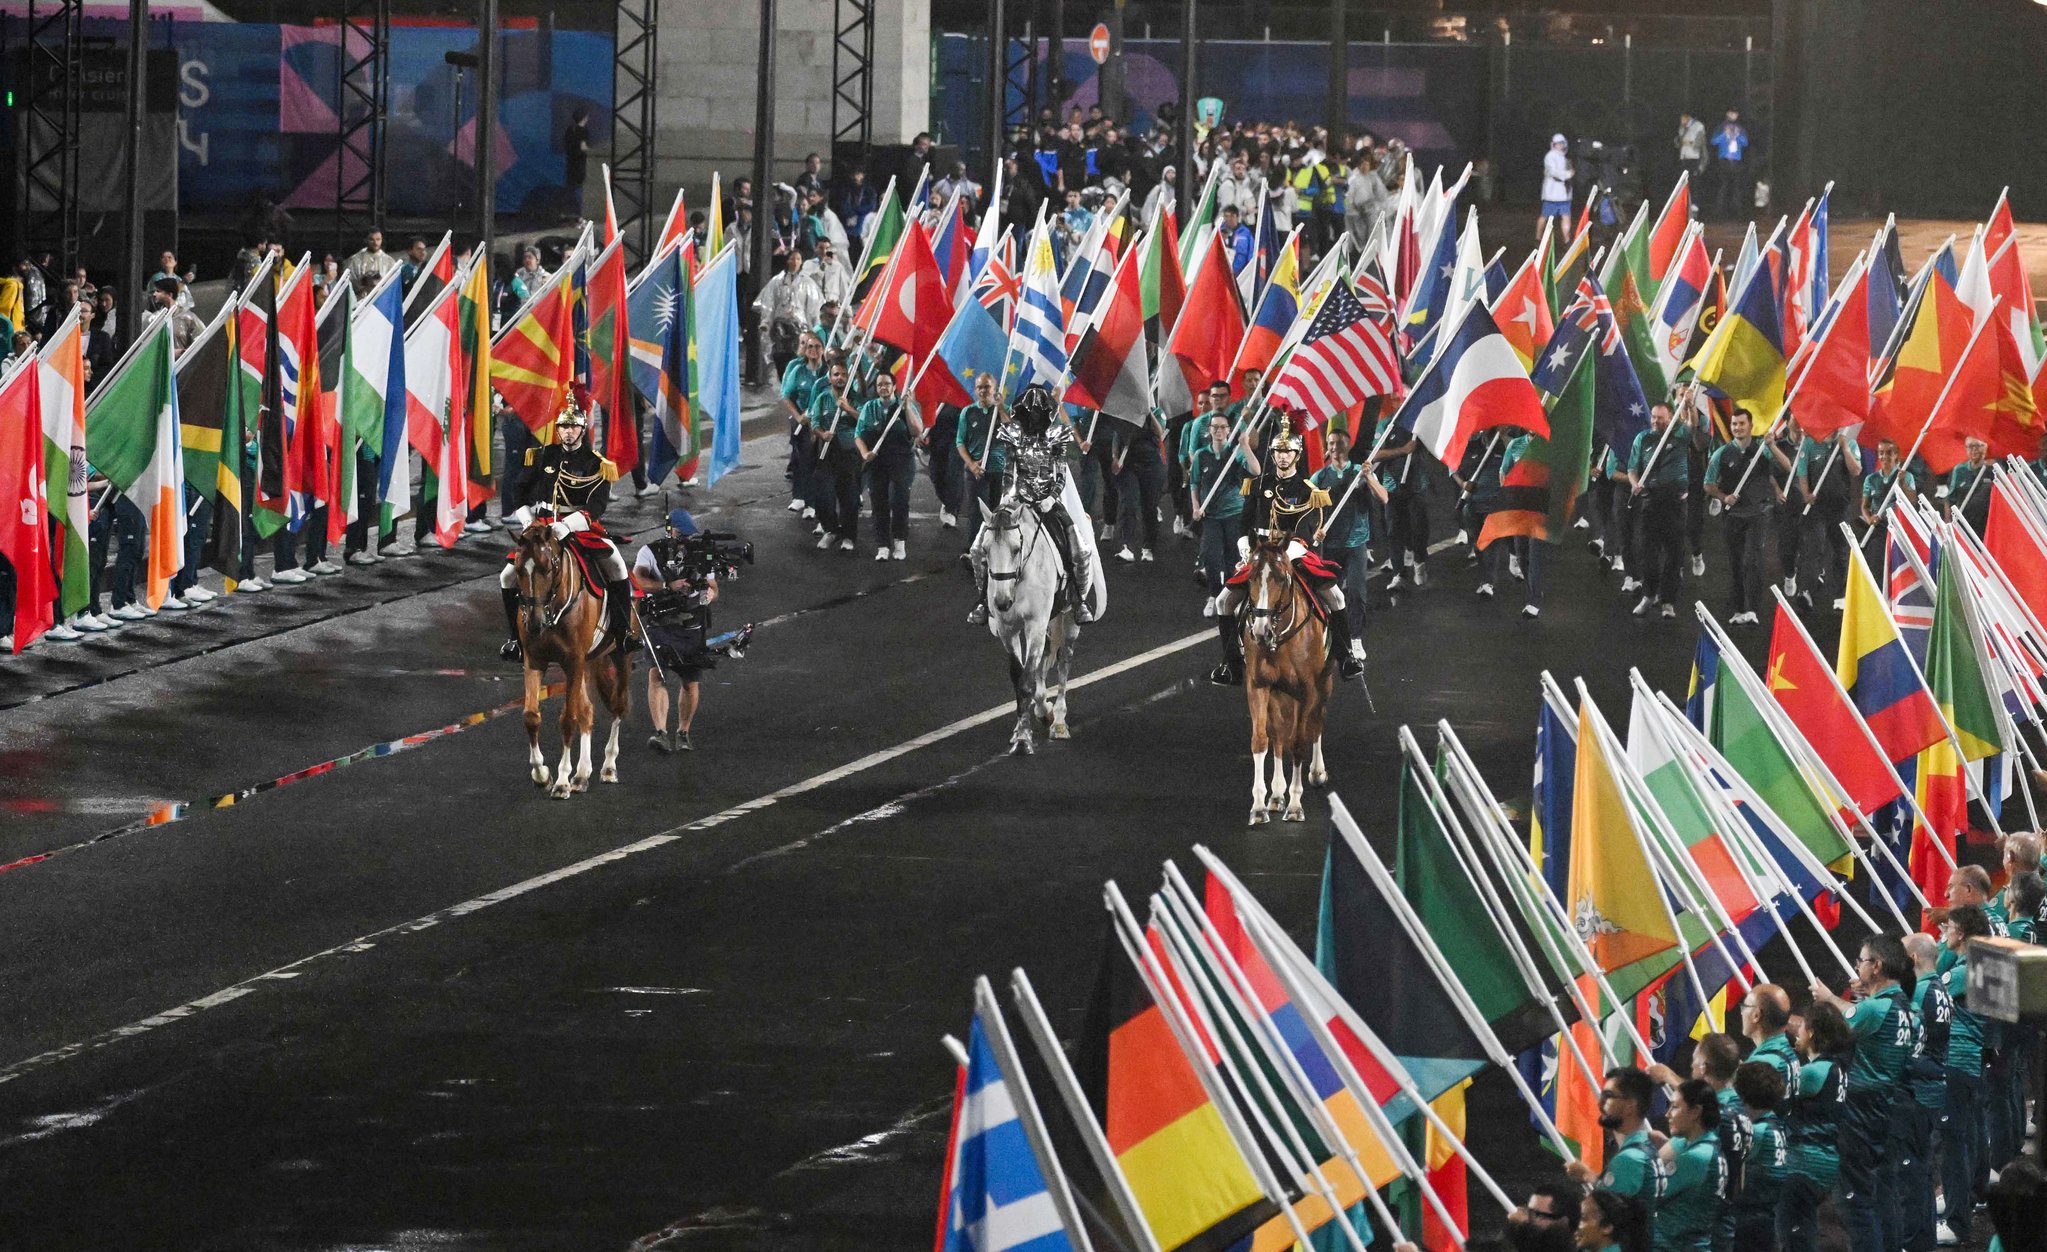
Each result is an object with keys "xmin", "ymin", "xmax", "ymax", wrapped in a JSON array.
[{"xmin": 0, "ymin": 629, "xmax": 1210, "ymax": 1089}]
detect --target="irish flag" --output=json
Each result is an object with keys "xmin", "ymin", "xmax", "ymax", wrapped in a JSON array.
[
  {"xmin": 85, "ymin": 314, "xmax": 184, "ymax": 610},
  {"xmin": 37, "ymin": 305, "xmax": 90, "ymax": 618}
]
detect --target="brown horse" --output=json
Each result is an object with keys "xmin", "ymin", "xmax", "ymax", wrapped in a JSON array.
[
  {"xmin": 511, "ymin": 524, "xmax": 632, "ymax": 799},
  {"xmin": 1240, "ymin": 538, "xmax": 1333, "ymax": 824}
]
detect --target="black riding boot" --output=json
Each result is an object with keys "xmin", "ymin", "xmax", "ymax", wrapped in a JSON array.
[
  {"xmin": 1209, "ymin": 612, "xmax": 1243, "ymax": 686},
  {"xmin": 605, "ymin": 579, "xmax": 635, "ymax": 653},
  {"xmin": 1323, "ymin": 594, "xmax": 1365, "ymax": 681},
  {"xmin": 1041, "ymin": 504, "xmax": 1096, "ymax": 623},
  {"xmin": 499, "ymin": 587, "xmax": 524, "ymax": 662}
]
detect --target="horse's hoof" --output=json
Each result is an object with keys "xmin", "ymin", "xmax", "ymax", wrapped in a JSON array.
[
  {"xmin": 1309, "ymin": 769, "xmax": 1329, "ymax": 787},
  {"xmin": 531, "ymin": 766, "xmax": 551, "ymax": 787},
  {"xmin": 1285, "ymin": 805, "xmax": 1306, "ymax": 822},
  {"xmin": 1249, "ymin": 809, "xmax": 1270, "ymax": 826},
  {"xmin": 600, "ymin": 769, "xmax": 619, "ymax": 784},
  {"xmin": 1049, "ymin": 722, "xmax": 1070, "ymax": 741},
  {"xmin": 1010, "ymin": 738, "xmax": 1034, "ymax": 756},
  {"xmin": 549, "ymin": 784, "xmax": 573, "ymax": 800},
  {"xmin": 573, "ymin": 776, "xmax": 591, "ymax": 793}
]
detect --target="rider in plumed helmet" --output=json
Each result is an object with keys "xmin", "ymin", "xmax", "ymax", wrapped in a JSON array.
[
  {"xmin": 968, "ymin": 383, "xmax": 1098, "ymax": 624},
  {"xmin": 498, "ymin": 387, "xmax": 635, "ymax": 660},
  {"xmin": 1209, "ymin": 412, "xmax": 1366, "ymax": 685}
]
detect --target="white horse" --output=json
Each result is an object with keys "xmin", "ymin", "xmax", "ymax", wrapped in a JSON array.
[{"xmin": 977, "ymin": 489, "xmax": 1103, "ymax": 754}]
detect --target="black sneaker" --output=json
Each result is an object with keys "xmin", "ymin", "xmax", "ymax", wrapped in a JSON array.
[
  {"xmin": 648, "ymin": 733, "xmax": 672, "ymax": 754},
  {"xmin": 675, "ymin": 730, "xmax": 694, "ymax": 751}
]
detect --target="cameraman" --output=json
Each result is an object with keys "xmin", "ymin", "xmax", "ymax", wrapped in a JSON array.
[{"xmin": 634, "ymin": 509, "xmax": 721, "ymax": 753}]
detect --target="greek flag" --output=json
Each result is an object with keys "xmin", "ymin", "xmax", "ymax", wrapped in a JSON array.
[
  {"xmin": 942, "ymin": 1009, "xmax": 1077, "ymax": 1252},
  {"xmin": 1002, "ymin": 223, "xmax": 1068, "ymax": 403}
]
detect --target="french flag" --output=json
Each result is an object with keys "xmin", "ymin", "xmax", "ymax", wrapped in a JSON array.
[{"xmin": 1389, "ymin": 300, "xmax": 1548, "ymax": 470}]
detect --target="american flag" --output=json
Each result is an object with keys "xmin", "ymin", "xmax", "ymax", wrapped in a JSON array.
[{"xmin": 1265, "ymin": 282, "xmax": 1400, "ymax": 426}]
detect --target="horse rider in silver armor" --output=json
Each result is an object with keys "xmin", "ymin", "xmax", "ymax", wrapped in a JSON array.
[
  {"xmin": 498, "ymin": 396, "xmax": 635, "ymax": 661},
  {"xmin": 967, "ymin": 384, "xmax": 1098, "ymax": 625}
]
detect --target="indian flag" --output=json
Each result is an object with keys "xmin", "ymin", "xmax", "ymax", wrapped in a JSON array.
[
  {"xmin": 85, "ymin": 314, "xmax": 184, "ymax": 609},
  {"xmin": 37, "ymin": 305, "xmax": 90, "ymax": 617}
]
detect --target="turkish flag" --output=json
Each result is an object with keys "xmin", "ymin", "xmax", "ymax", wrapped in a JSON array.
[{"xmin": 858, "ymin": 221, "xmax": 950, "ymax": 364}]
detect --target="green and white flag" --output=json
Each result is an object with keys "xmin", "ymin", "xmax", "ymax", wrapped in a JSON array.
[{"xmin": 83, "ymin": 314, "xmax": 184, "ymax": 609}]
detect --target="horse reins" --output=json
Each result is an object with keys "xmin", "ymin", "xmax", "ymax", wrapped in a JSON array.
[
  {"xmin": 519, "ymin": 534, "xmax": 590, "ymax": 633},
  {"xmin": 985, "ymin": 505, "xmax": 1046, "ymax": 585},
  {"xmin": 1246, "ymin": 551, "xmax": 1308, "ymax": 650}
]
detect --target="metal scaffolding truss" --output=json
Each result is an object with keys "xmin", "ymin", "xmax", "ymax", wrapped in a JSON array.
[
  {"xmin": 336, "ymin": 0, "xmax": 390, "ymax": 254},
  {"xmin": 19, "ymin": 0, "xmax": 83, "ymax": 265},
  {"xmin": 1004, "ymin": 19, "xmax": 1036, "ymax": 134},
  {"xmin": 832, "ymin": 0, "xmax": 875, "ymax": 154},
  {"xmin": 610, "ymin": 0, "xmax": 658, "ymax": 264}
]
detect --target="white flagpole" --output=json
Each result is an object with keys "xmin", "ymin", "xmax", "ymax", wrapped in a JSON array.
[{"xmin": 970, "ymin": 976, "xmax": 1099, "ymax": 1252}]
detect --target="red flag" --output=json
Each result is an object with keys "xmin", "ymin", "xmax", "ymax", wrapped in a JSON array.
[
  {"xmin": 653, "ymin": 189, "xmax": 689, "ymax": 260},
  {"xmin": 1648, "ymin": 175, "xmax": 1692, "ymax": 281},
  {"xmin": 1915, "ymin": 309, "xmax": 2032, "ymax": 471},
  {"xmin": 1766, "ymin": 601, "xmax": 1904, "ymax": 817},
  {"xmin": 1786, "ymin": 258, "xmax": 1873, "ymax": 439},
  {"xmin": 1987, "ymin": 480, "xmax": 2047, "ymax": 628},
  {"xmin": 0, "ymin": 361, "xmax": 53, "ymax": 649},
  {"xmin": 857, "ymin": 220, "xmax": 949, "ymax": 362},
  {"xmin": 587, "ymin": 238, "xmax": 637, "ymax": 474},
  {"xmin": 491, "ymin": 267, "xmax": 580, "ymax": 434},
  {"xmin": 1164, "ymin": 230, "xmax": 1247, "ymax": 393},
  {"xmin": 1868, "ymin": 275, "xmax": 1974, "ymax": 458}
]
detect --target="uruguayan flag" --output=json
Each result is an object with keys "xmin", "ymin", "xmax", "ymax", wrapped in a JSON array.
[
  {"xmin": 1001, "ymin": 223, "xmax": 1069, "ymax": 403},
  {"xmin": 943, "ymin": 1010, "xmax": 1077, "ymax": 1252}
]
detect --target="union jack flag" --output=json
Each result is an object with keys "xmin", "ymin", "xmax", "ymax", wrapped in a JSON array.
[
  {"xmin": 970, "ymin": 233, "xmax": 1021, "ymax": 327},
  {"xmin": 1560, "ymin": 278, "xmax": 1621, "ymax": 353},
  {"xmin": 1886, "ymin": 506, "xmax": 1938, "ymax": 663},
  {"xmin": 1352, "ymin": 261, "xmax": 1396, "ymax": 327}
]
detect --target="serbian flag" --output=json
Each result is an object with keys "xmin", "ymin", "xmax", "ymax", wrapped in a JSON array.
[
  {"xmin": 856, "ymin": 219, "xmax": 949, "ymax": 363},
  {"xmin": 1063, "ymin": 243, "xmax": 1151, "ymax": 426},
  {"xmin": 0, "ymin": 358, "xmax": 53, "ymax": 649},
  {"xmin": 1232, "ymin": 233, "xmax": 1301, "ymax": 383},
  {"xmin": 1986, "ymin": 479, "xmax": 2047, "ymax": 630},
  {"xmin": 491, "ymin": 253, "xmax": 582, "ymax": 434},
  {"xmin": 1388, "ymin": 299, "xmax": 1548, "ymax": 470},
  {"xmin": 1163, "ymin": 228, "xmax": 1247, "ymax": 394},
  {"xmin": 1785, "ymin": 252, "xmax": 1873, "ymax": 439},
  {"xmin": 1766, "ymin": 601, "xmax": 1905, "ymax": 816},
  {"xmin": 1491, "ymin": 247, "xmax": 1555, "ymax": 370}
]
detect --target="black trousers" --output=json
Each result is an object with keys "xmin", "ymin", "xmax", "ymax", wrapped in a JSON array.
[
  {"xmin": 824, "ymin": 445, "xmax": 863, "ymax": 543},
  {"xmin": 1387, "ymin": 481, "xmax": 1430, "ymax": 567},
  {"xmin": 1638, "ymin": 488, "xmax": 1686, "ymax": 604},
  {"xmin": 1114, "ymin": 440, "xmax": 1165, "ymax": 551},
  {"xmin": 1725, "ymin": 510, "xmax": 1767, "ymax": 615}
]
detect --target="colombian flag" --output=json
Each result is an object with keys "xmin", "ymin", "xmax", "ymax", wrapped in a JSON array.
[
  {"xmin": 1690, "ymin": 232, "xmax": 1788, "ymax": 417},
  {"xmin": 1837, "ymin": 543, "xmax": 1948, "ymax": 763},
  {"xmin": 1233, "ymin": 235, "xmax": 1301, "ymax": 385}
]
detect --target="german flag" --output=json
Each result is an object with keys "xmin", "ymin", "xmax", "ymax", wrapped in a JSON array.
[{"xmin": 1073, "ymin": 922, "xmax": 1274, "ymax": 1252}]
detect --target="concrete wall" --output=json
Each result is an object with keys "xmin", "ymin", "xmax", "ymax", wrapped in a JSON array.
[{"xmin": 655, "ymin": 0, "xmax": 930, "ymax": 200}]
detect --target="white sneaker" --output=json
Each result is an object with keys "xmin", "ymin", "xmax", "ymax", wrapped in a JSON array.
[
  {"xmin": 1936, "ymin": 1223, "xmax": 1959, "ymax": 1246},
  {"xmin": 816, "ymin": 534, "xmax": 834, "ymax": 551},
  {"xmin": 1621, "ymin": 576, "xmax": 1640, "ymax": 593},
  {"xmin": 891, "ymin": 540, "xmax": 907, "ymax": 560},
  {"xmin": 1632, "ymin": 596, "xmax": 1653, "ymax": 617},
  {"xmin": 1508, "ymin": 555, "xmax": 1524, "ymax": 580},
  {"xmin": 1202, "ymin": 600, "xmax": 1217, "ymax": 618},
  {"xmin": 1659, "ymin": 602, "xmax": 1677, "ymax": 620},
  {"xmin": 638, "ymin": 483, "xmax": 663, "ymax": 499},
  {"xmin": 1115, "ymin": 546, "xmax": 1135, "ymax": 563},
  {"xmin": 346, "ymin": 551, "xmax": 381, "ymax": 567},
  {"xmin": 1386, "ymin": 574, "xmax": 1406, "ymax": 591},
  {"xmin": 1611, "ymin": 557, "xmax": 1626, "ymax": 575},
  {"xmin": 45, "ymin": 622, "xmax": 82, "ymax": 642},
  {"xmin": 839, "ymin": 539, "xmax": 855, "ymax": 552},
  {"xmin": 1691, "ymin": 554, "xmax": 1706, "ymax": 577},
  {"xmin": 185, "ymin": 586, "xmax": 218, "ymax": 603},
  {"xmin": 802, "ymin": 507, "xmax": 817, "ymax": 520},
  {"xmin": 786, "ymin": 498, "xmax": 805, "ymax": 512},
  {"xmin": 875, "ymin": 546, "xmax": 891, "ymax": 561},
  {"xmin": 1475, "ymin": 583, "xmax": 1495, "ymax": 598},
  {"xmin": 462, "ymin": 520, "xmax": 492, "ymax": 534},
  {"xmin": 1783, "ymin": 576, "xmax": 1798, "ymax": 597},
  {"xmin": 1522, "ymin": 604, "xmax": 1541, "ymax": 619},
  {"xmin": 160, "ymin": 595, "xmax": 191, "ymax": 611},
  {"xmin": 0, "ymin": 634, "xmax": 10, "ymax": 651},
  {"xmin": 378, "ymin": 543, "xmax": 414, "ymax": 559},
  {"xmin": 812, "ymin": 523, "xmax": 827, "ymax": 536},
  {"xmin": 74, "ymin": 613, "xmax": 108, "ymax": 632},
  {"xmin": 310, "ymin": 560, "xmax": 343, "ymax": 576},
  {"xmin": 1573, "ymin": 516, "xmax": 1590, "ymax": 530},
  {"xmin": 1172, "ymin": 517, "xmax": 1190, "ymax": 538},
  {"xmin": 113, "ymin": 604, "xmax": 149, "ymax": 621},
  {"xmin": 237, "ymin": 578, "xmax": 268, "ymax": 593},
  {"xmin": 90, "ymin": 612, "xmax": 119, "ymax": 630},
  {"xmin": 272, "ymin": 567, "xmax": 311, "ymax": 585},
  {"xmin": 1411, "ymin": 564, "xmax": 1427, "ymax": 587},
  {"xmin": 1139, "ymin": 549, "xmax": 1155, "ymax": 562},
  {"xmin": 1453, "ymin": 529, "xmax": 1469, "ymax": 546},
  {"xmin": 1833, "ymin": 597, "xmax": 1846, "ymax": 611},
  {"xmin": 939, "ymin": 510, "xmax": 957, "ymax": 529}
]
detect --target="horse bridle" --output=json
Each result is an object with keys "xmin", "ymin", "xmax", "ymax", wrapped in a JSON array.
[
  {"xmin": 1245, "ymin": 547, "xmax": 1307, "ymax": 651},
  {"xmin": 984, "ymin": 503, "xmax": 1045, "ymax": 585},
  {"xmin": 517, "ymin": 532, "xmax": 586, "ymax": 633}
]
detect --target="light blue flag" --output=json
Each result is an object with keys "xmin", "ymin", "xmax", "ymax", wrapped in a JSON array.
[
  {"xmin": 942, "ymin": 1011, "xmax": 1076, "ymax": 1252},
  {"xmin": 695, "ymin": 245, "xmax": 743, "ymax": 486}
]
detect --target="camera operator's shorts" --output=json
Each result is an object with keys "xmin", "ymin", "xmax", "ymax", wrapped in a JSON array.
[{"xmin": 645, "ymin": 614, "xmax": 711, "ymax": 682}]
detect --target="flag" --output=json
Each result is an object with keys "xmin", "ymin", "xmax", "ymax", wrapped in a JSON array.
[
  {"xmin": 1179, "ymin": 166, "xmax": 1221, "ymax": 274},
  {"xmin": 858, "ymin": 220, "xmax": 950, "ymax": 362},
  {"xmin": 1869, "ymin": 223, "xmax": 1908, "ymax": 359},
  {"xmin": 456, "ymin": 258, "xmax": 494, "ymax": 494},
  {"xmin": 1986, "ymin": 479, "xmax": 2047, "ymax": 630},
  {"xmin": 1768, "ymin": 600, "xmax": 1905, "ymax": 816},
  {"xmin": 705, "ymin": 171, "xmax": 725, "ymax": 258},
  {"xmin": 1478, "ymin": 343, "xmax": 1594, "ymax": 546},
  {"xmin": 1929, "ymin": 308, "xmax": 2040, "ymax": 464},
  {"xmin": 854, "ymin": 187, "xmax": 908, "ymax": 306},
  {"xmin": 1647, "ymin": 174, "xmax": 1692, "ymax": 284},
  {"xmin": 1492, "ymin": 249, "xmax": 1554, "ymax": 371},
  {"xmin": 1567, "ymin": 696, "xmax": 1683, "ymax": 997},
  {"xmin": 37, "ymin": 307, "xmax": 90, "ymax": 616},
  {"xmin": 652, "ymin": 188, "xmax": 689, "ymax": 260},
  {"xmin": 266, "ymin": 262, "xmax": 318, "ymax": 530},
  {"xmin": 587, "ymin": 236, "xmax": 637, "ymax": 475},
  {"xmin": 404, "ymin": 282, "xmax": 467, "ymax": 548},
  {"xmin": 1073, "ymin": 922, "xmax": 1274, "ymax": 1251},
  {"xmin": 922, "ymin": 282, "xmax": 1012, "ymax": 410},
  {"xmin": 1691, "ymin": 229, "xmax": 1789, "ymax": 417},
  {"xmin": 1139, "ymin": 210, "xmax": 1187, "ymax": 346},
  {"xmin": 1389, "ymin": 300, "xmax": 1548, "ymax": 470},
  {"xmin": 173, "ymin": 298, "xmax": 241, "ymax": 576},
  {"xmin": 0, "ymin": 358, "xmax": 52, "ymax": 649},
  {"xmin": 401, "ymin": 231, "xmax": 455, "ymax": 330},
  {"xmin": 1164, "ymin": 230, "xmax": 1248, "ymax": 396},
  {"xmin": 1912, "ymin": 554, "xmax": 2004, "ymax": 902},
  {"xmin": 1002, "ymin": 225, "xmax": 1070, "ymax": 402},
  {"xmin": 238, "ymin": 256, "xmax": 283, "ymax": 537},
  {"xmin": 1401, "ymin": 203, "xmax": 1461, "ymax": 344},
  {"xmin": 312, "ymin": 286, "xmax": 352, "ymax": 544},
  {"xmin": 1547, "ymin": 223, "xmax": 1591, "ymax": 320},
  {"xmin": 84, "ymin": 316, "xmax": 184, "ymax": 610},
  {"xmin": 1786, "ymin": 253, "xmax": 1874, "ymax": 440},
  {"xmin": 1535, "ymin": 275, "xmax": 1649, "ymax": 458},
  {"xmin": 940, "ymin": 994, "xmax": 1081, "ymax": 1252},
  {"xmin": 1839, "ymin": 542, "xmax": 1949, "ymax": 763},
  {"xmin": 695, "ymin": 244, "xmax": 744, "ymax": 486},
  {"xmin": 1233, "ymin": 234, "xmax": 1301, "ymax": 382},
  {"xmin": 1064, "ymin": 243, "xmax": 1151, "ymax": 426},
  {"xmin": 1886, "ymin": 505, "xmax": 1940, "ymax": 665},
  {"xmin": 1867, "ymin": 271, "xmax": 1972, "ymax": 454},
  {"xmin": 491, "ymin": 255, "xmax": 582, "ymax": 432},
  {"xmin": 345, "ymin": 272, "xmax": 410, "ymax": 531},
  {"xmin": 1265, "ymin": 283, "xmax": 1401, "ymax": 430},
  {"xmin": 973, "ymin": 229, "xmax": 1023, "ymax": 328},
  {"xmin": 931, "ymin": 196, "xmax": 974, "ymax": 298},
  {"xmin": 627, "ymin": 245, "xmax": 697, "ymax": 486},
  {"xmin": 1649, "ymin": 226, "xmax": 1712, "ymax": 389}
]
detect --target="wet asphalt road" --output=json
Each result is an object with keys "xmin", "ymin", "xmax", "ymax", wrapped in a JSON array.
[{"xmin": 0, "ymin": 414, "xmax": 1781, "ymax": 1251}]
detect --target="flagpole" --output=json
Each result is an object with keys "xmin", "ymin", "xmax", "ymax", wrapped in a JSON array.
[
  {"xmin": 828, "ymin": 174, "xmax": 900, "ymax": 350},
  {"xmin": 1396, "ymin": 727, "xmax": 1606, "ymax": 1094},
  {"xmin": 1627, "ymin": 668, "xmax": 1826, "ymax": 988},
  {"xmin": 1697, "ymin": 602, "xmax": 1926, "ymax": 929},
  {"xmin": 970, "ymin": 977, "xmax": 1100, "ymax": 1252},
  {"xmin": 1433, "ymin": 718, "xmax": 1659, "ymax": 1065},
  {"xmin": 1647, "ymin": 690, "xmax": 1861, "ymax": 976},
  {"xmin": 1326, "ymin": 794, "xmax": 1578, "ymax": 1159},
  {"xmin": 1192, "ymin": 847, "xmax": 1521, "ymax": 1217},
  {"xmin": 1874, "ymin": 302, "xmax": 2002, "ymax": 524},
  {"xmin": 1573, "ymin": 681, "xmax": 1725, "ymax": 1030},
  {"xmin": 1838, "ymin": 521, "xmax": 1999, "ymax": 861},
  {"xmin": 1143, "ymin": 894, "xmax": 1376, "ymax": 1252},
  {"xmin": 1928, "ymin": 512, "xmax": 2028, "ymax": 835},
  {"xmin": 1006, "ymin": 969, "xmax": 1168, "ymax": 1252},
  {"xmin": 1103, "ymin": 883, "xmax": 1322, "ymax": 1252},
  {"xmin": 1154, "ymin": 871, "xmax": 1424, "ymax": 1243}
]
